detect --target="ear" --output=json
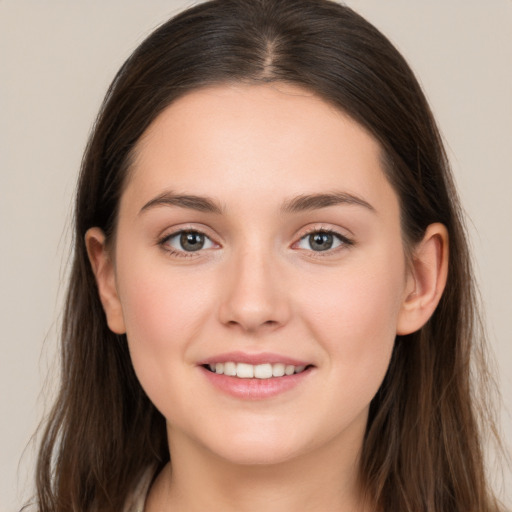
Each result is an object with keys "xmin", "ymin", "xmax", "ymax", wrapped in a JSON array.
[
  {"xmin": 85, "ymin": 227, "xmax": 126, "ymax": 334},
  {"xmin": 396, "ymin": 223, "xmax": 449, "ymax": 335}
]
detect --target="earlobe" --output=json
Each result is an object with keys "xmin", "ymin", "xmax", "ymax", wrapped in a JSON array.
[
  {"xmin": 85, "ymin": 228, "xmax": 126, "ymax": 334},
  {"xmin": 396, "ymin": 223, "xmax": 449, "ymax": 335}
]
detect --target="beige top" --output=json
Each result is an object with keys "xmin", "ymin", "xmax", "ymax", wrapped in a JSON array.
[{"xmin": 123, "ymin": 467, "xmax": 155, "ymax": 512}]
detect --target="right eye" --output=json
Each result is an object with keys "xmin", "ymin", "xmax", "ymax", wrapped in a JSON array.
[
  {"xmin": 161, "ymin": 230, "xmax": 216, "ymax": 254},
  {"xmin": 294, "ymin": 229, "xmax": 353, "ymax": 253}
]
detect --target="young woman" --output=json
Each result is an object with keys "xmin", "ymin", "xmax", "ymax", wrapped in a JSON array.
[{"xmin": 29, "ymin": 0, "xmax": 506, "ymax": 510}]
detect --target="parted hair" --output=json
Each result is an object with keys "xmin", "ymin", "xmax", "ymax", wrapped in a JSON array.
[{"xmin": 29, "ymin": 1, "xmax": 503, "ymax": 510}]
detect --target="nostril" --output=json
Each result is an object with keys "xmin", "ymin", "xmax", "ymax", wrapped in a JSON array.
[{"xmin": 225, "ymin": 318, "xmax": 280, "ymax": 330}]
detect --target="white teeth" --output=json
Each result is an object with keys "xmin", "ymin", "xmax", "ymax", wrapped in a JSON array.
[
  {"xmin": 254, "ymin": 363, "xmax": 272, "ymax": 379},
  {"xmin": 236, "ymin": 363, "xmax": 254, "ymax": 378},
  {"xmin": 207, "ymin": 362, "xmax": 308, "ymax": 379},
  {"xmin": 223, "ymin": 361, "xmax": 237, "ymax": 376},
  {"xmin": 272, "ymin": 363, "xmax": 285, "ymax": 377}
]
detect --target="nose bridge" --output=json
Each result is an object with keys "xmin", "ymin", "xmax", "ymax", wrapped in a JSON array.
[{"xmin": 218, "ymin": 237, "xmax": 289, "ymax": 332}]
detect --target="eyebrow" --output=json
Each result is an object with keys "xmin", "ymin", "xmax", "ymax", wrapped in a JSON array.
[
  {"xmin": 139, "ymin": 190, "xmax": 375, "ymax": 216},
  {"xmin": 139, "ymin": 191, "xmax": 224, "ymax": 215},
  {"xmin": 281, "ymin": 192, "xmax": 375, "ymax": 214}
]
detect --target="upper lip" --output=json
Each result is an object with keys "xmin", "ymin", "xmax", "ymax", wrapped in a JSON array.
[{"xmin": 198, "ymin": 351, "xmax": 312, "ymax": 367}]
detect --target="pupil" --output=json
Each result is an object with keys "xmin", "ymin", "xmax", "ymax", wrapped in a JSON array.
[
  {"xmin": 310, "ymin": 232, "xmax": 333, "ymax": 251},
  {"xmin": 180, "ymin": 232, "xmax": 204, "ymax": 251}
]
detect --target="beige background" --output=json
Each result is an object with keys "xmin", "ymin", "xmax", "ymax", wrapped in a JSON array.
[{"xmin": 1, "ymin": 1, "xmax": 511, "ymax": 510}]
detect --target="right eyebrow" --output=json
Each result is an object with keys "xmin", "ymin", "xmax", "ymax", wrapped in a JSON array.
[
  {"xmin": 281, "ymin": 191, "xmax": 376, "ymax": 214},
  {"xmin": 139, "ymin": 191, "xmax": 224, "ymax": 215}
]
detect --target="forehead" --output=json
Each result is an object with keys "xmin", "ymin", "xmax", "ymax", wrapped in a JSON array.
[{"xmin": 124, "ymin": 83, "xmax": 397, "ymax": 216}]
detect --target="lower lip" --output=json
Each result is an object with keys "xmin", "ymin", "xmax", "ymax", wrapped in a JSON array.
[{"xmin": 199, "ymin": 366, "xmax": 312, "ymax": 400}]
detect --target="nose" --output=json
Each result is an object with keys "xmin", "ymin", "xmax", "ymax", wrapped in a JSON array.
[{"xmin": 217, "ymin": 245, "xmax": 291, "ymax": 334}]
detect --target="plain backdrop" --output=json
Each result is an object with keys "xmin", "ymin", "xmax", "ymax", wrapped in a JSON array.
[{"xmin": 1, "ymin": 1, "xmax": 511, "ymax": 510}]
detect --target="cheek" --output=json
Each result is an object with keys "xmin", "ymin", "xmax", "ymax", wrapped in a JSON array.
[
  {"xmin": 114, "ymin": 251, "xmax": 214, "ymax": 394},
  {"xmin": 120, "ymin": 271, "xmax": 185, "ymax": 350},
  {"xmin": 297, "ymin": 249, "xmax": 405, "ymax": 390}
]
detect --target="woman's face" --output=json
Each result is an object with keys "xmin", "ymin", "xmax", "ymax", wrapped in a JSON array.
[{"xmin": 109, "ymin": 84, "xmax": 413, "ymax": 465}]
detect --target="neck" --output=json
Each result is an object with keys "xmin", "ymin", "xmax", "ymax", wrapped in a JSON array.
[{"xmin": 146, "ymin": 422, "xmax": 373, "ymax": 512}]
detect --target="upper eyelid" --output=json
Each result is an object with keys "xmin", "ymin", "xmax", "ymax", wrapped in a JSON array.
[
  {"xmin": 295, "ymin": 225, "xmax": 353, "ymax": 241},
  {"xmin": 158, "ymin": 225, "xmax": 218, "ymax": 243},
  {"xmin": 160, "ymin": 231, "xmax": 217, "ymax": 249}
]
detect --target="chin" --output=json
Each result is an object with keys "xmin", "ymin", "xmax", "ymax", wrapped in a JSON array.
[
  {"xmin": 203, "ymin": 427, "xmax": 306, "ymax": 466},
  {"xmin": 215, "ymin": 444, "xmax": 301, "ymax": 467}
]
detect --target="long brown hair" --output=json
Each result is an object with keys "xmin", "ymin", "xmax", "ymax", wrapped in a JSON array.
[{"xmin": 29, "ymin": 1, "xmax": 504, "ymax": 510}]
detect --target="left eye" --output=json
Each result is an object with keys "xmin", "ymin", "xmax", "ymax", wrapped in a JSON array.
[
  {"xmin": 296, "ymin": 231, "xmax": 346, "ymax": 252},
  {"xmin": 164, "ymin": 230, "xmax": 215, "ymax": 252}
]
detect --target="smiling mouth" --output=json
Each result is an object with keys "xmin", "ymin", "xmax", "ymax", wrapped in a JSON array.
[{"xmin": 203, "ymin": 362, "xmax": 312, "ymax": 379}]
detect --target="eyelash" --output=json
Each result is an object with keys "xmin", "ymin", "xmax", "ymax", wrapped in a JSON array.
[
  {"xmin": 295, "ymin": 227, "xmax": 354, "ymax": 255},
  {"xmin": 158, "ymin": 229, "xmax": 217, "ymax": 258},
  {"xmin": 157, "ymin": 227, "xmax": 354, "ymax": 258}
]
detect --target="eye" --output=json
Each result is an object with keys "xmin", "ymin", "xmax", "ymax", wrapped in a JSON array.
[
  {"xmin": 162, "ymin": 230, "xmax": 216, "ymax": 253},
  {"xmin": 295, "ymin": 230, "xmax": 351, "ymax": 252}
]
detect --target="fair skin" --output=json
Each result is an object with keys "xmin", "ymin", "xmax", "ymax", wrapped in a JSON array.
[{"xmin": 86, "ymin": 83, "xmax": 448, "ymax": 512}]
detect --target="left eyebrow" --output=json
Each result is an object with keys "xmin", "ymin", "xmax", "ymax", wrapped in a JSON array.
[
  {"xmin": 139, "ymin": 191, "xmax": 224, "ymax": 215},
  {"xmin": 281, "ymin": 192, "xmax": 376, "ymax": 214}
]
